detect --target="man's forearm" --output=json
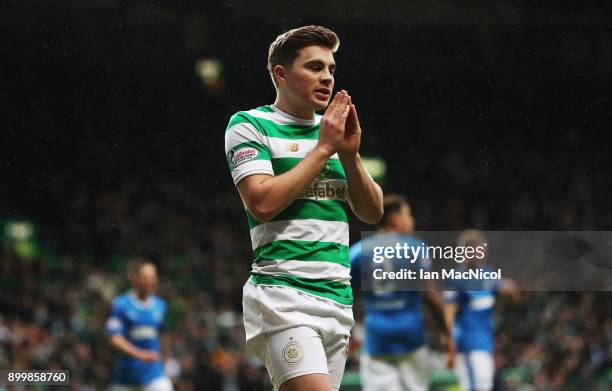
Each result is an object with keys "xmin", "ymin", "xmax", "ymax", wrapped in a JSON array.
[
  {"xmin": 340, "ymin": 153, "xmax": 383, "ymax": 224},
  {"xmin": 109, "ymin": 334, "xmax": 143, "ymax": 359},
  {"xmin": 239, "ymin": 147, "xmax": 333, "ymax": 222},
  {"xmin": 110, "ymin": 334, "xmax": 159, "ymax": 362},
  {"xmin": 161, "ymin": 334, "xmax": 170, "ymax": 362},
  {"xmin": 442, "ymin": 303, "xmax": 457, "ymax": 336},
  {"xmin": 425, "ymin": 290, "xmax": 454, "ymax": 336}
]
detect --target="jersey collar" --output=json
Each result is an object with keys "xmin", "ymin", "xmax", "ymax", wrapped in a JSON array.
[
  {"xmin": 128, "ymin": 290, "xmax": 154, "ymax": 309},
  {"xmin": 270, "ymin": 104, "xmax": 317, "ymax": 126}
]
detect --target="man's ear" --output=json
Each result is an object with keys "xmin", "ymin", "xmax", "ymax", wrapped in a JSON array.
[{"xmin": 273, "ymin": 64, "xmax": 288, "ymax": 84}]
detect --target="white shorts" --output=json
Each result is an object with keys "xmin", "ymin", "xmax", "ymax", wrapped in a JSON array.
[
  {"xmin": 109, "ymin": 376, "xmax": 173, "ymax": 391},
  {"xmin": 360, "ymin": 347, "xmax": 430, "ymax": 391},
  {"xmin": 242, "ymin": 281, "xmax": 354, "ymax": 390},
  {"xmin": 455, "ymin": 351, "xmax": 494, "ymax": 391}
]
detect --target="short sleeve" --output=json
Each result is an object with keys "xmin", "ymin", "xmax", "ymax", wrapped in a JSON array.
[
  {"xmin": 349, "ymin": 241, "xmax": 363, "ymax": 267},
  {"xmin": 158, "ymin": 299, "xmax": 168, "ymax": 333},
  {"xmin": 415, "ymin": 239, "xmax": 432, "ymax": 271},
  {"xmin": 442, "ymin": 290, "xmax": 459, "ymax": 304},
  {"xmin": 225, "ymin": 113, "xmax": 273, "ymax": 185},
  {"xmin": 106, "ymin": 300, "xmax": 125, "ymax": 336},
  {"xmin": 349, "ymin": 241, "xmax": 363, "ymax": 292}
]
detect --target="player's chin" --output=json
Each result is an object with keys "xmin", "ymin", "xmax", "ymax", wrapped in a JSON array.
[
  {"xmin": 312, "ymin": 96, "xmax": 330, "ymax": 111},
  {"xmin": 145, "ymin": 285, "xmax": 157, "ymax": 294}
]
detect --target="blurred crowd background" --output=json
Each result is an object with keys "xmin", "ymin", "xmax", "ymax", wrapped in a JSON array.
[{"xmin": 1, "ymin": 0, "xmax": 611, "ymax": 390}]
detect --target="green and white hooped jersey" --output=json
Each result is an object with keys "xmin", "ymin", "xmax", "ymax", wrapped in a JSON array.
[{"xmin": 225, "ymin": 105, "xmax": 352, "ymax": 306}]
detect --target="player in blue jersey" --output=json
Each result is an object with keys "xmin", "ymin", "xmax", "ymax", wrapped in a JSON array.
[
  {"xmin": 350, "ymin": 194, "xmax": 455, "ymax": 391},
  {"xmin": 106, "ymin": 260, "xmax": 173, "ymax": 391},
  {"xmin": 443, "ymin": 230, "xmax": 519, "ymax": 391}
]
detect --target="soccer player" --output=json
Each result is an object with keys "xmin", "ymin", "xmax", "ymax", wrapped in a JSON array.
[
  {"xmin": 224, "ymin": 26, "xmax": 383, "ymax": 391},
  {"xmin": 443, "ymin": 229, "xmax": 519, "ymax": 391},
  {"xmin": 106, "ymin": 260, "xmax": 173, "ymax": 391},
  {"xmin": 349, "ymin": 194, "xmax": 455, "ymax": 391}
]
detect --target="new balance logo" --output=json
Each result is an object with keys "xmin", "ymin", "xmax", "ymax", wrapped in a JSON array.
[{"xmin": 287, "ymin": 143, "xmax": 299, "ymax": 152}]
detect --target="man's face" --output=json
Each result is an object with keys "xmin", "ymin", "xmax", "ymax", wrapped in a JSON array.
[
  {"xmin": 132, "ymin": 263, "xmax": 158, "ymax": 296},
  {"xmin": 391, "ymin": 204, "xmax": 415, "ymax": 234},
  {"xmin": 278, "ymin": 45, "xmax": 336, "ymax": 111}
]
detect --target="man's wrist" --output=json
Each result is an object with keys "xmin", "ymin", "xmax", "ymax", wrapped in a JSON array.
[
  {"xmin": 338, "ymin": 151, "xmax": 360, "ymax": 165},
  {"xmin": 313, "ymin": 145, "xmax": 336, "ymax": 159}
]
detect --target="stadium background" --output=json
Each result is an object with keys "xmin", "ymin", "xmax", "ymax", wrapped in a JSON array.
[{"xmin": 1, "ymin": 0, "xmax": 610, "ymax": 389}]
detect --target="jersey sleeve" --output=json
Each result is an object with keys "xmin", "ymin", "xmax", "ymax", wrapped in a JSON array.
[
  {"xmin": 415, "ymin": 238, "xmax": 432, "ymax": 271},
  {"xmin": 442, "ymin": 290, "xmax": 459, "ymax": 304},
  {"xmin": 349, "ymin": 241, "xmax": 363, "ymax": 293},
  {"xmin": 159, "ymin": 299, "xmax": 168, "ymax": 333},
  {"xmin": 443, "ymin": 270, "xmax": 463, "ymax": 303},
  {"xmin": 225, "ymin": 112, "xmax": 273, "ymax": 185},
  {"xmin": 106, "ymin": 300, "xmax": 125, "ymax": 336}
]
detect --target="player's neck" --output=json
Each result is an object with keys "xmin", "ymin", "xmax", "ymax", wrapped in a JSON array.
[
  {"xmin": 273, "ymin": 96, "xmax": 315, "ymax": 120},
  {"xmin": 379, "ymin": 227, "xmax": 413, "ymax": 234},
  {"xmin": 133, "ymin": 290, "xmax": 150, "ymax": 302}
]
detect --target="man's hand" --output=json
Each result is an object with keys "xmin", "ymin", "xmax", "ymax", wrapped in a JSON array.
[
  {"xmin": 330, "ymin": 90, "xmax": 383, "ymax": 223},
  {"xmin": 317, "ymin": 90, "xmax": 351, "ymax": 156},
  {"xmin": 442, "ymin": 335, "xmax": 457, "ymax": 368},
  {"xmin": 500, "ymin": 278, "xmax": 521, "ymax": 302},
  {"xmin": 109, "ymin": 334, "xmax": 160, "ymax": 363},
  {"xmin": 338, "ymin": 96, "xmax": 361, "ymax": 158},
  {"xmin": 134, "ymin": 349, "xmax": 160, "ymax": 363}
]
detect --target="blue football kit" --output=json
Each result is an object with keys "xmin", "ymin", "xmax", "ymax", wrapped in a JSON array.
[
  {"xmin": 106, "ymin": 291, "xmax": 167, "ymax": 385},
  {"xmin": 444, "ymin": 266, "xmax": 501, "ymax": 391},
  {"xmin": 350, "ymin": 233, "xmax": 430, "ymax": 356},
  {"xmin": 443, "ymin": 267, "xmax": 500, "ymax": 353}
]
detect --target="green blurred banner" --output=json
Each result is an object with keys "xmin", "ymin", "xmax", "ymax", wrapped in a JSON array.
[{"xmin": 1, "ymin": 220, "xmax": 40, "ymax": 259}]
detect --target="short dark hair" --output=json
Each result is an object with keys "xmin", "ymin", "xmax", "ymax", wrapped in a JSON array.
[
  {"xmin": 126, "ymin": 258, "xmax": 155, "ymax": 278},
  {"xmin": 267, "ymin": 25, "xmax": 340, "ymax": 86},
  {"xmin": 456, "ymin": 229, "xmax": 487, "ymax": 247},
  {"xmin": 380, "ymin": 194, "xmax": 409, "ymax": 227}
]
